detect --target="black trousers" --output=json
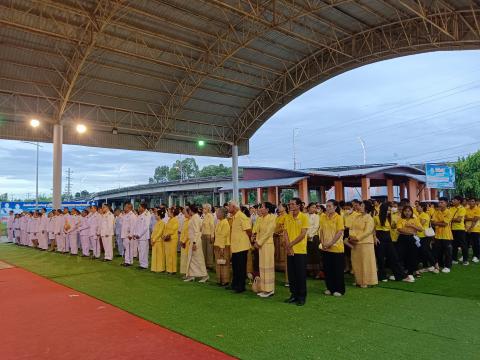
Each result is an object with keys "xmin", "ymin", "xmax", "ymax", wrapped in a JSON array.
[
  {"xmin": 231, "ymin": 250, "xmax": 248, "ymax": 291},
  {"xmin": 375, "ymin": 231, "xmax": 405, "ymax": 281},
  {"xmin": 397, "ymin": 234, "xmax": 418, "ymax": 275},
  {"xmin": 433, "ymin": 239, "xmax": 453, "ymax": 269},
  {"xmin": 419, "ymin": 237, "xmax": 435, "ymax": 268},
  {"xmin": 287, "ymin": 254, "xmax": 307, "ymax": 301},
  {"xmin": 307, "ymin": 236, "xmax": 321, "ymax": 273},
  {"xmin": 467, "ymin": 232, "xmax": 480, "ymax": 259},
  {"xmin": 452, "ymin": 230, "xmax": 468, "ymax": 261},
  {"xmin": 322, "ymin": 251, "xmax": 345, "ymax": 294}
]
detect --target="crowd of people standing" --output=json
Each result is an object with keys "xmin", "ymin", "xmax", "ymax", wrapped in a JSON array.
[{"xmin": 5, "ymin": 195, "xmax": 479, "ymax": 306}]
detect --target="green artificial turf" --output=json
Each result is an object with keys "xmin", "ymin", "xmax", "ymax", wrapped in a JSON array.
[{"xmin": 1, "ymin": 244, "xmax": 479, "ymax": 360}]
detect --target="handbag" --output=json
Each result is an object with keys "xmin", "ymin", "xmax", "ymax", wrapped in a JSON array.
[
  {"xmin": 424, "ymin": 227, "xmax": 435, "ymax": 237},
  {"xmin": 251, "ymin": 276, "xmax": 261, "ymax": 293}
]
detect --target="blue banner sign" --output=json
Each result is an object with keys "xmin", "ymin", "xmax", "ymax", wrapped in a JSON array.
[
  {"xmin": 425, "ymin": 164, "xmax": 455, "ymax": 189},
  {"xmin": 0, "ymin": 201, "xmax": 95, "ymax": 217}
]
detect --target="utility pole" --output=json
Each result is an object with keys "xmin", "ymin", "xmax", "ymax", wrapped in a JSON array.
[
  {"xmin": 357, "ymin": 137, "xmax": 367, "ymax": 165},
  {"xmin": 64, "ymin": 168, "xmax": 73, "ymax": 201},
  {"xmin": 293, "ymin": 128, "xmax": 300, "ymax": 170}
]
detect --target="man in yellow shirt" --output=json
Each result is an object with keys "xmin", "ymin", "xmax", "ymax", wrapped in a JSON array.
[
  {"xmin": 465, "ymin": 198, "xmax": 480, "ymax": 263},
  {"xmin": 431, "ymin": 197, "xmax": 454, "ymax": 273},
  {"xmin": 227, "ymin": 200, "xmax": 252, "ymax": 293},
  {"xmin": 283, "ymin": 197, "xmax": 309, "ymax": 306},
  {"xmin": 319, "ymin": 200, "xmax": 345, "ymax": 296},
  {"xmin": 450, "ymin": 196, "xmax": 468, "ymax": 265}
]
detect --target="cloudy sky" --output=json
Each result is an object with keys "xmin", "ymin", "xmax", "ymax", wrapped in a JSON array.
[{"xmin": 1, "ymin": 50, "xmax": 479, "ymax": 198}]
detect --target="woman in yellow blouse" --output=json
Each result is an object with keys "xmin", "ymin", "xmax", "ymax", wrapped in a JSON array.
[
  {"xmin": 465, "ymin": 198, "xmax": 480, "ymax": 263},
  {"xmin": 179, "ymin": 209, "xmax": 190, "ymax": 277},
  {"xmin": 374, "ymin": 202, "xmax": 407, "ymax": 282},
  {"xmin": 214, "ymin": 207, "xmax": 231, "ymax": 286},
  {"xmin": 396, "ymin": 206, "xmax": 423, "ymax": 282},
  {"xmin": 150, "ymin": 209, "xmax": 166, "ymax": 273},
  {"xmin": 319, "ymin": 200, "xmax": 345, "ymax": 296},
  {"xmin": 416, "ymin": 203, "xmax": 437, "ymax": 273},
  {"xmin": 347, "ymin": 200, "xmax": 378, "ymax": 288},
  {"xmin": 253, "ymin": 202, "xmax": 277, "ymax": 298},
  {"xmin": 274, "ymin": 203, "xmax": 289, "ymax": 286},
  {"xmin": 163, "ymin": 207, "xmax": 180, "ymax": 274}
]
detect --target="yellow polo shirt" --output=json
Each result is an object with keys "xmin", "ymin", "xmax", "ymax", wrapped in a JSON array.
[
  {"xmin": 465, "ymin": 207, "xmax": 480, "ymax": 233},
  {"xmin": 450, "ymin": 205, "xmax": 466, "ymax": 231},
  {"xmin": 396, "ymin": 217, "xmax": 421, "ymax": 235},
  {"xmin": 230, "ymin": 210, "xmax": 251, "ymax": 253},
  {"xmin": 417, "ymin": 212, "xmax": 430, "ymax": 238},
  {"xmin": 284, "ymin": 212, "xmax": 309, "ymax": 254},
  {"xmin": 214, "ymin": 218, "xmax": 230, "ymax": 248},
  {"xmin": 374, "ymin": 215, "xmax": 391, "ymax": 231},
  {"xmin": 390, "ymin": 212, "xmax": 400, "ymax": 242},
  {"xmin": 319, "ymin": 212, "xmax": 344, "ymax": 253},
  {"xmin": 432, "ymin": 209, "xmax": 453, "ymax": 240}
]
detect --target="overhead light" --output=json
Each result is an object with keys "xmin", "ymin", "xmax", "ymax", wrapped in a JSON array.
[
  {"xmin": 30, "ymin": 119, "xmax": 40, "ymax": 128},
  {"xmin": 198, "ymin": 140, "xmax": 205, "ymax": 147},
  {"xmin": 76, "ymin": 124, "xmax": 87, "ymax": 134},
  {"xmin": 112, "ymin": 127, "xmax": 118, "ymax": 135}
]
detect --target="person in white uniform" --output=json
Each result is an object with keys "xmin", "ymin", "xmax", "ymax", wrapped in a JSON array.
[
  {"xmin": 100, "ymin": 204, "xmax": 115, "ymax": 261},
  {"xmin": 133, "ymin": 203, "xmax": 150, "ymax": 269},
  {"xmin": 114, "ymin": 209, "xmax": 123, "ymax": 256},
  {"xmin": 54, "ymin": 210, "xmax": 66, "ymax": 252},
  {"xmin": 77, "ymin": 209, "xmax": 90, "ymax": 256},
  {"xmin": 7, "ymin": 211, "xmax": 14, "ymax": 242},
  {"xmin": 38, "ymin": 209, "xmax": 49, "ymax": 250},
  {"xmin": 88, "ymin": 206, "xmax": 101, "ymax": 259},
  {"xmin": 121, "ymin": 203, "xmax": 137, "ymax": 267},
  {"xmin": 62, "ymin": 208, "xmax": 71, "ymax": 253},
  {"xmin": 47, "ymin": 211, "xmax": 56, "ymax": 250},
  {"xmin": 66, "ymin": 209, "xmax": 80, "ymax": 255},
  {"xmin": 13, "ymin": 214, "xmax": 21, "ymax": 244},
  {"xmin": 19, "ymin": 213, "xmax": 27, "ymax": 246},
  {"xmin": 28, "ymin": 211, "xmax": 40, "ymax": 248}
]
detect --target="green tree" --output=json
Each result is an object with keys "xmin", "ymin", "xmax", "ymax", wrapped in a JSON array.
[
  {"xmin": 149, "ymin": 165, "xmax": 170, "ymax": 183},
  {"xmin": 454, "ymin": 151, "xmax": 480, "ymax": 198},
  {"xmin": 198, "ymin": 164, "xmax": 232, "ymax": 177},
  {"xmin": 170, "ymin": 158, "xmax": 199, "ymax": 180}
]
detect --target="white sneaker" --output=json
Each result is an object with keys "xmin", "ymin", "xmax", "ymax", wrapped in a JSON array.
[
  {"xmin": 284, "ymin": 283, "xmax": 290, "ymax": 287},
  {"xmin": 402, "ymin": 275, "xmax": 415, "ymax": 283},
  {"xmin": 183, "ymin": 277, "xmax": 195, "ymax": 282},
  {"xmin": 441, "ymin": 267, "xmax": 451, "ymax": 273},
  {"xmin": 459, "ymin": 257, "xmax": 464, "ymax": 262},
  {"xmin": 333, "ymin": 292, "xmax": 343, "ymax": 297},
  {"xmin": 257, "ymin": 292, "xmax": 264, "ymax": 297},
  {"xmin": 452, "ymin": 260, "xmax": 459, "ymax": 265},
  {"xmin": 324, "ymin": 289, "xmax": 332, "ymax": 295},
  {"xmin": 388, "ymin": 275, "xmax": 396, "ymax": 281},
  {"xmin": 381, "ymin": 279, "xmax": 388, "ymax": 282},
  {"xmin": 427, "ymin": 266, "xmax": 436, "ymax": 272},
  {"xmin": 463, "ymin": 261, "xmax": 469, "ymax": 266},
  {"xmin": 472, "ymin": 256, "xmax": 479, "ymax": 263},
  {"xmin": 198, "ymin": 276, "xmax": 209, "ymax": 283},
  {"xmin": 418, "ymin": 268, "xmax": 428, "ymax": 273},
  {"xmin": 432, "ymin": 268, "xmax": 440, "ymax": 274},
  {"xmin": 259, "ymin": 291, "xmax": 274, "ymax": 298}
]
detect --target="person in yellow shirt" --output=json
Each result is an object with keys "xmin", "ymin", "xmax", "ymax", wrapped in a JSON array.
[
  {"xmin": 431, "ymin": 197, "xmax": 454, "ymax": 273},
  {"xmin": 227, "ymin": 200, "xmax": 252, "ymax": 293},
  {"xmin": 283, "ymin": 197, "xmax": 309, "ymax": 306},
  {"xmin": 306, "ymin": 203, "xmax": 321, "ymax": 278},
  {"xmin": 319, "ymin": 200, "xmax": 345, "ymax": 296},
  {"xmin": 150, "ymin": 209, "xmax": 166, "ymax": 273},
  {"xmin": 374, "ymin": 202, "xmax": 407, "ymax": 282},
  {"xmin": 416, "ymin": 203, "xmax": 437, "ymax": 273},
  {"xmin": 164, "ymin": 208, "xmax": 179, "ymax": 274},
  {"xmin": 275, "ymin": 203, "xmax": 289, "ymax": 286},
  {"xmin": 346, "ymin": 200, "xmax": 378, "ymax": 288},
  {"xmin": 465, "ymin": 198, "xmax": 480, "ymax": 263},
  {"xmin": 396, "ymin": 206, "xmax": 423, "ymax": 282},
  {"xmin": 450, "ymin": 196, "xmax": 468, "ymax": 265},
  {"xmin": 253, "ymin": 202, "xmax": 277, "ymax": 298},
  {"xmin": 214, "ymin": 207, "xmax": 231, "ymax": 286},
  {"xmin": 201, "ymin": 204, "xmax": 215, "ymax": 269}
]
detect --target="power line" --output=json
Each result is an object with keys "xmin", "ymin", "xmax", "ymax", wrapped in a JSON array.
[{"xmin": 64, "ymin": 168, "xmax": 73, "ymax": 200}]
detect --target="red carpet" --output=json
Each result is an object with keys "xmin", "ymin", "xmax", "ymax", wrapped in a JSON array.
[{"xmin": 0, "ymin": 266, "xmax": 234, "ymax": 360}]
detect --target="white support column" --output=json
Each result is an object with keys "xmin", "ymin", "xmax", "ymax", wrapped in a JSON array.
[
  {"xmin": 232, "ymin": 144, "xmax": 239, "ymax": 202},
  {"xmin": 219, "ymin": 192, "xmax": 225, "ymax": 206},
  {"xmin": 168, "ymin": 194, "xmax": 174, "ymax": 207},
  {"xmin": 52, "ymin": 124, "xmax": 63, "ymax": 209}
]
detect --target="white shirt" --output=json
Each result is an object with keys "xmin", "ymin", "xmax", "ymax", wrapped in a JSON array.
[
  {"xmin": 100, "ymin": 211, "xmax": 115, "ymax": 237},
  {"xmin": 120, "ymin": 211, "xmax": 137, "ymax": 239},
  {"xmin": 88, "ymin": 212, "xmax": 101, "ymax": 236},
  {"xmin": 53, "ymin": 214, "xmax": 65, "ymax": 235},
  {"xmin": 307, "ymin": 213, "xmax": 320, "ymax": 238},
  {"xmin": 7, "ymin": 215, "xmax": 14, "ymax": 230},
  {"xmin": 77, "ymin": 216, "xmax": 90, "ymax": 236},
  {"xmin": 133, "ymin": 211, "xmax": 150, "ymax": 241}
]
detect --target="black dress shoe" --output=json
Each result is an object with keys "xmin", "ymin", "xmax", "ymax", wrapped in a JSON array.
[
  {"xmin": 296, "ymin": 300, "xmax": 306, "ymax": 306},
  {"xmin": 284, "ymin": 296, "xmax": 297, "ymax": 304}
]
